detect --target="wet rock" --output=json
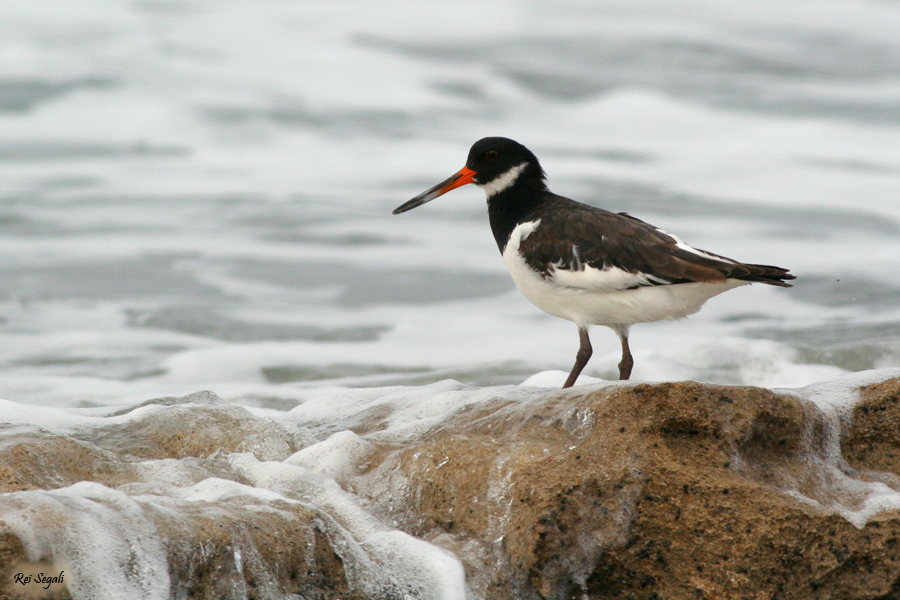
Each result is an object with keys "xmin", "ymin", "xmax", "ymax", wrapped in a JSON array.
[
  {"xmin": 156, "ymin": 501, "xmax": 363, "ymax": 600},
  {"xmin": 0, "ymin": 483, "xmax": 365, "ymax": 600},
  {"xmin": 2, "ymin": 378, "xmax": 900, "ymax": 599},
  {"xmin": 93, "ymin": 393, "xmax": 309, "ymax": 461},
  {"xmin": 0, "ymin": 392, "xmax": 361, "ymax": 600},
  {"xmin": 844, "ymin": 377, "xmax": 900, "ymax": 474},
  {"xmin": 0, "ymin": 436, "xmax": 128, "ymax": 493},
  {"xmin": 375, "ymin": 378, "xmax": 900, "ymax": 600}
]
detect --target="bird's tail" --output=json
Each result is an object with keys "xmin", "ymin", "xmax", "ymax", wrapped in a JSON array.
[{"xmin": 732, "ymin": 263, "xmax": 795, "ymax": 287}]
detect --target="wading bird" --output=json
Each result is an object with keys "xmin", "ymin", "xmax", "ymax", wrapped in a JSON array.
[{"xmin": 393, "ymin": 137, "xmax": 794, "ymax": 388}]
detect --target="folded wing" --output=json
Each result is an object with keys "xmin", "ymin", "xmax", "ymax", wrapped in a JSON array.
[{"xmin": 518, "ymin": 197, "xmax": 795, "ymax": 291}]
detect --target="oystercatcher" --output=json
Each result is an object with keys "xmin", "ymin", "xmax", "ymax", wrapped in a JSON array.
[{"xmin": 393, "ymin": 137, "xmax": 794, "ymax": 388}]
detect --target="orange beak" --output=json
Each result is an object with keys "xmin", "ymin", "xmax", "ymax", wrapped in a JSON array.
[{"xmin": 392, "ymin": 166, "xmax": 477, "ymax": 215}]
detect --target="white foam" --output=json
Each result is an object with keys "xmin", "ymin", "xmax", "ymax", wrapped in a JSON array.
[
  {"xmin": 285, "ymin": 430, "xmax": 376, "ymax": 485},
  {"xmin": 227, "ymin": 452, "xmax": 468, "ymax": 599},
  {"xmin": 758, "ymin": 369, "xmax": 900, "ymax": 528},
  {"xmin": 362, "ymin": 531, "xmax": 468, "ymax": 600},
  {"xmin": 791, "ymin": 367, "xmax": 900, "ymax": 413},
  {"xmin": 285, "ymin": 380, "xmax": 547, "ymax": 443},
  {"xmin": 520, "ymin": 370, "xmax": 607, "ymax": 388},
  {"xmin": 0, "ymin": 482, "xmax": 169, "ymax": 600},
  {"xmin": 177, "ymin": 477, "xmax": 291, "ymax": 505}
]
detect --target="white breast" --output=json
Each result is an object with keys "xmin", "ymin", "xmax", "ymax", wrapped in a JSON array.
[{"xmin": 502, "ymin": 220, "xmax": 748, "ymax": 328}]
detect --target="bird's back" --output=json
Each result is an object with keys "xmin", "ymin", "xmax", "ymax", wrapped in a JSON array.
[{"xmin": 514, "ymin": 194, "xmax": 795, "ymax": 291}]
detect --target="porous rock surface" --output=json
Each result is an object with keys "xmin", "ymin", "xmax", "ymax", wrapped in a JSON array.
[
  {"xmin": 370, "ymin": 377, "xmax": 900, "ymax": 599},
  {"xmin": 2, "ymin": 378, "xmax": 900, "ymax": 599}
]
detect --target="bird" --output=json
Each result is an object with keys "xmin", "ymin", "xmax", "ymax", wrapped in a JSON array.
[{"xmin": 392, "ymin": 137, "xmax": 794, "ymax": 388}]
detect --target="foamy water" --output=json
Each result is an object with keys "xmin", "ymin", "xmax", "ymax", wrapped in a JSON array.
[{"xmin": 1, "ymin": 0, "xmax": 900, "ymax": 596}]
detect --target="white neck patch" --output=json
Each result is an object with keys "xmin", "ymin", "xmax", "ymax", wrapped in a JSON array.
[{"xmin": 480, "ymin": 162, "xmax": 528, "ymax": 199}]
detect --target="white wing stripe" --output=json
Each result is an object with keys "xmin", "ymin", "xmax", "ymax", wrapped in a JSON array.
[{"xmin": 549, "ymin": 263, "xmax": 670, "ymax": 291}]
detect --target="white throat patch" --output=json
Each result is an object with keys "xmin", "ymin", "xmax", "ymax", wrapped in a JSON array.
[{"xmin": 480, "ymin": 162, "xmax": 528, "ymax": 199}]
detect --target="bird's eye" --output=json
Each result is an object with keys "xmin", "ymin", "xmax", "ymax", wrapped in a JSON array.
[{"xmin": 485, "ymin": 150, "xmax": 498, "ymax": 160}]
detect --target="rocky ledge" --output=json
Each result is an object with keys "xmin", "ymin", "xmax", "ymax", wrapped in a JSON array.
[
  {"xmin": 2, "ymin": 373, "xmax": 900, "ymax": 600},
  {"xmin": 380, "ymin": 375, "xmax": 900, "ymax": 599}
]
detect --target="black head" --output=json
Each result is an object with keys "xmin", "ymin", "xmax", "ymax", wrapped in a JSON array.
[
  {"xmin": 392, "ymin": 137, "xmax": 546, "ymax": 215},
  {"xmin": 464, "ymin": 137, "xmax": 545, "ymax": 187}
]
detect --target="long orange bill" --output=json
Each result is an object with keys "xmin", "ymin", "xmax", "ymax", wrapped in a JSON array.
[{"xmin": 392, "ymin": 166, "xmax": 476, "ymax": 215}]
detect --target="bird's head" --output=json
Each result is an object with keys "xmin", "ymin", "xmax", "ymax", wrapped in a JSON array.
[{"xmin": 392, "ymin": 137, "xmax": 545, "ymax": 215}]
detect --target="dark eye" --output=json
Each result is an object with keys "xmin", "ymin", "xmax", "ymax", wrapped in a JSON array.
[{"xmin": 485, "ymin": 150, "xmax": 498, "ymax": 160}]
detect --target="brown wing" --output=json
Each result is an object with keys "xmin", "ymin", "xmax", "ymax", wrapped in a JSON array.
[{"xmin": 518, "ymin": 196, "xmax": 794, "ymax": 289}]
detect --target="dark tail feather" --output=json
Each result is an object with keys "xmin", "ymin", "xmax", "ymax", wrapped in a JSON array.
[{"xmin": 732, "ymin": 263, "xmax": 795, "ymax": 287}]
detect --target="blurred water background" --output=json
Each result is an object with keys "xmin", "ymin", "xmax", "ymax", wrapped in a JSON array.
[{"xmin": 1, "ymin": 0, "xmax": 899, "ymax": 407}]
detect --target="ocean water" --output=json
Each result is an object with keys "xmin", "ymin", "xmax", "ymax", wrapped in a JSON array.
[
  {"xmin": 1, "ymin": 0, "xmax": 899, "ymax": 405},
  {"xmin": 1, "ymin": 0, "xmax": 899, "ymax": 596}
]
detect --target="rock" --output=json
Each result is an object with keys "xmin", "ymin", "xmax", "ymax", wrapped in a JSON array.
[
  {"xmin": 2, "ymin": 377, "xmax": 900, "ymax": 599},
  {"xmin": 155, "ymin": 501, "xmax": 363, "ymax": 600},
  {"xmin": 370, "ymin": 378, "xmax": 900, "ymax": 600},
  {"xmin": 0, "ymin": 486, "xmax": 364, "ymax": 600},
  {"xmin": 0, "ymin": 435, "xmax": 128, "ymax": 494},
  {"xmin": 844, "ymin": 377, "xmax": 900, "ymax": 474}
]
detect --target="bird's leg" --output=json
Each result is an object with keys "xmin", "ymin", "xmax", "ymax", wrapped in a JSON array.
[
  {"xmin": 616, "ymin": 327, "xmax": 633, "ymax": 380},
  {"xmin": 563, "ymin": 327, "xmax": 592, "ymax": 389}
]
